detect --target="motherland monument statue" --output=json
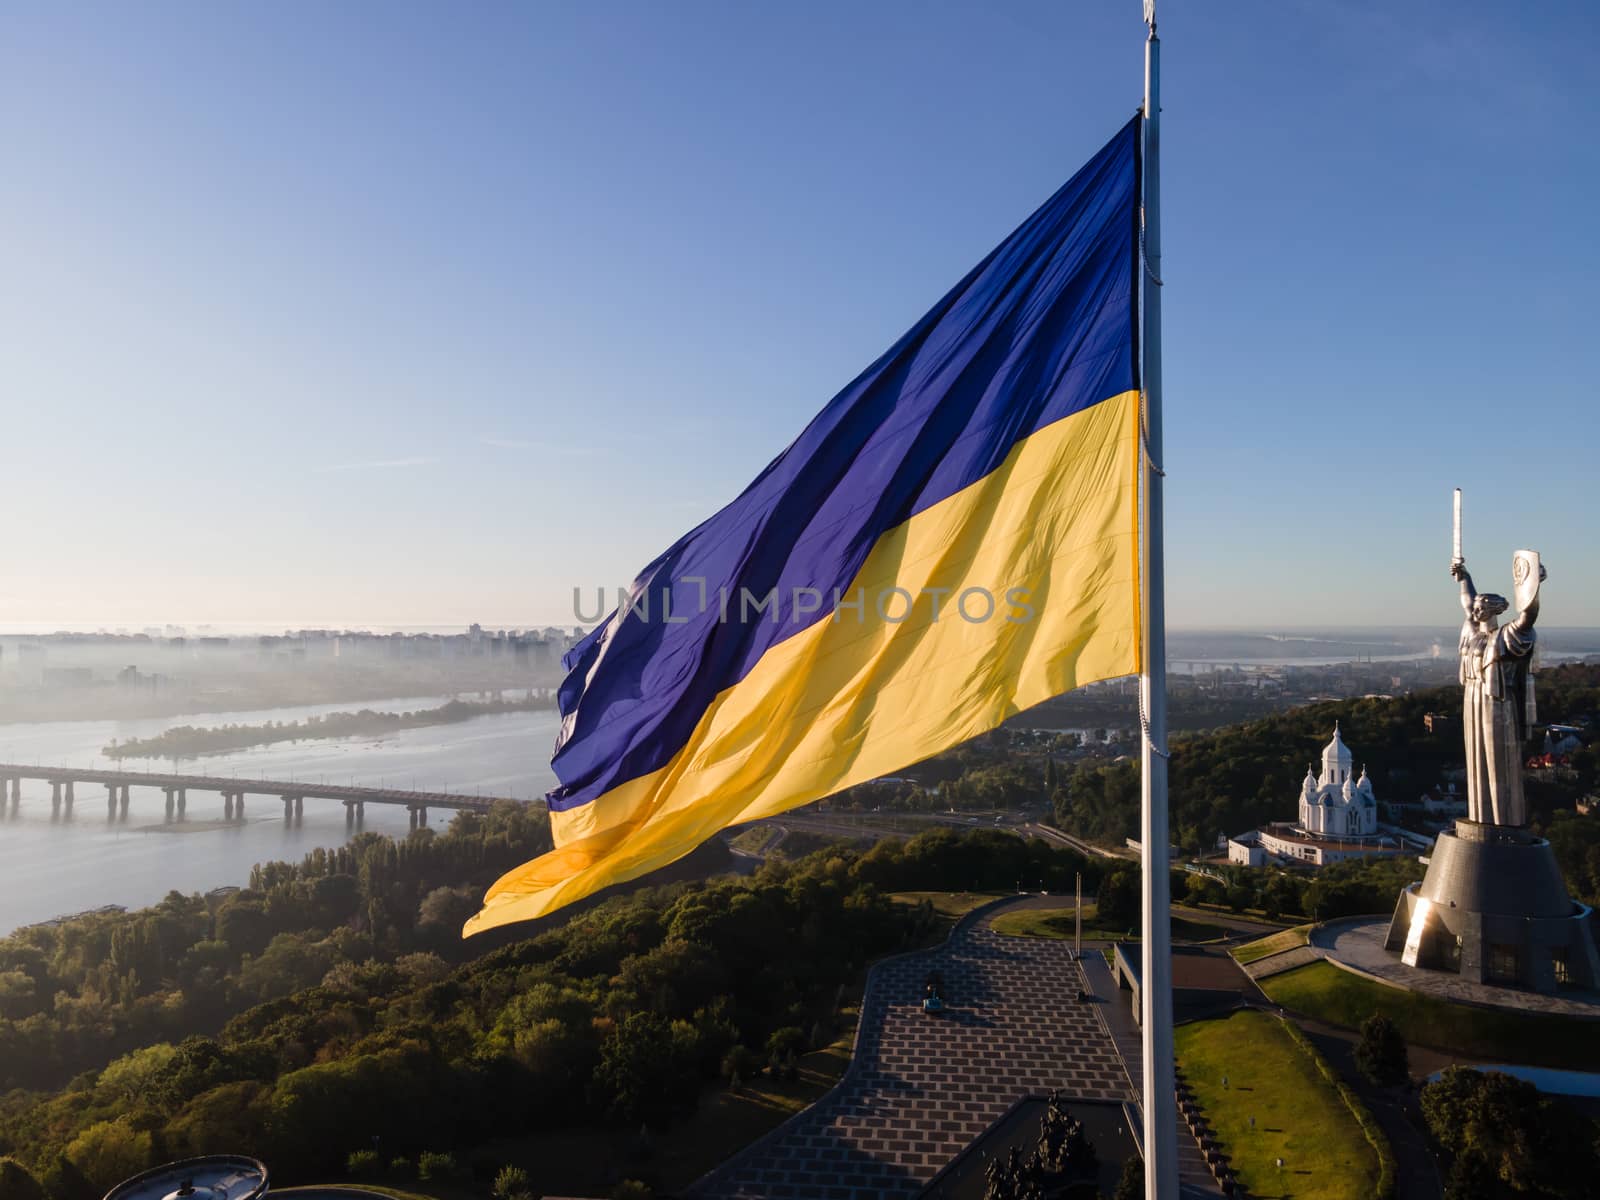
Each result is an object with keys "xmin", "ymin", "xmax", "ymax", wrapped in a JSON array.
[
  {"xmin": 1384, "ymin": 490, "xmax": 1599, "ymax": 993},
  {"xmin": 1450, "ymin": 537, "xmax": 1543, "ymax": 828}
]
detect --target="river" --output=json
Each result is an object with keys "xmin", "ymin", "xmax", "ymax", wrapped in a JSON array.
[{"xmin": 0, "ymin": 696, "xmax": 561, "ymax": 934}]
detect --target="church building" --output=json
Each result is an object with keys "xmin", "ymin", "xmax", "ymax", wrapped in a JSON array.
[
  {"xmin": 1297, "ymin": 724, "xmax": 1378, "ymax": 837},
  {"xmin": 1228, "ymin": 725, "xmax": 1403, "ymax": 867}
]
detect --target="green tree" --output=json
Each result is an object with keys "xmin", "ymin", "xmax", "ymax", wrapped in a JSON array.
[
  {"xmin": 1112, "ymin": 1155, "xmax": 1143, "ymax": 1200},
  {"xmin": 592, "ymin": 1012, "xmax": 701, "ymax": 1126},
  {"xmin": 1422, "ymin": 1067, "xmax": 1600, "ymax": 1199},
  {"xmin": 0, "ymin": 1157, "xmax": 48, "ymax": 1200},
  {"xmin": 1095, "ymin": 866, "xmax": 1140, "ymax": 930},
  {"xmin": 0, "ymin": 970, "xmax": 38, "ymax": 1020},
  {"xmin": 1184, "ymin": 875, "xmax": 1225, "ymax": 907},
  {"xmin": 64, "ymin": 1120, "xmax": 154, "ymax": 1193},
  {"xmin": 718, "ymin": 1045, "xmax": 758, "ymax": 1094},
  {"xmin": 164, "ymin": 1081, "xmax": 271, "ymax": 1158},
  {"xmin": 34, "ymin": 1155, "xmax": 94, "ymax": 1200},
  {"xmin": 96, "ymin": 1043, "xmax": 179, "ymax": 1107},
  {"xmin": 1355, "ymin": 1015, "xmax": 1408, "ymax": 1086}
]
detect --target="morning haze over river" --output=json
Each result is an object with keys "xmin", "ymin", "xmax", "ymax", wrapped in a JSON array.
[
  {"xmin": 3, "ymin": 624, "xmax": 1598, "ymax": 934},
  {"xmin": 0, "ymin": 695, "xmax": 564, "ymax": 933}
]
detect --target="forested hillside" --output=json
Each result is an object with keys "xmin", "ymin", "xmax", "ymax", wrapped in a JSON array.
[
  {"xmin": 1052, "ymin": 663, "xmax": 1600, "ymax": 890},
  {"xmin": 0, "ymin": 804, "xmax": 552, "ymax": 1095},
  {"xmin": 0, "ymin": 828, "xmax": 1098, "ymax": 1199}
]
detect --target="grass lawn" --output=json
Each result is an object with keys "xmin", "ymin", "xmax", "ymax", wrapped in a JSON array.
[
  {"xmin": 1176, "ymin": 1009, "xmax": 1382, "ymax": 1200},
  {"xmin": 727, "ymin": 823, "xmax": 776, "ymax": 855},
  {"xmin": 890, "ymin": 890, "xmax": 1006, "ymax": 924},
  {"xmin": 990, "ymin": 904, "xmax": 1229, "ymax": 944},
  {"xmin": 1232, "ymin": 924, "xmax": 1313, "ymax": 965},
  {"xmin": 1260, "ymin": 959, "xmax": 1600, "ymax": 1069},
  {"xmin": 467, "ymin": 1020, "xmax": 858, "ymax": 1199}
]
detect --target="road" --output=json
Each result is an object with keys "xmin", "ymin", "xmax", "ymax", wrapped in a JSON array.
[{"xmin": 734, "ymin": 807, "xmax": 1133, "ymax": 862}]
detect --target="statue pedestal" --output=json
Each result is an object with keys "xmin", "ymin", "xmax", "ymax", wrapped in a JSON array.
[{"xmin": 1385, "ymin": 822, "xmax": 1600, "ymax": 993}]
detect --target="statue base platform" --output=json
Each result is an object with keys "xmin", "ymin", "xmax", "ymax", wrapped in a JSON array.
[{"xmin": 1385, "ymin": 822, "xmax": 1600, "ymax": 994}]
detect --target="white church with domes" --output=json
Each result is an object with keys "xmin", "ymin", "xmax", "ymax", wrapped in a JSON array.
[
  {"xmin": 1297, "ymin": 724, "xmax": 1378, "ymax": 837},
  {"xmin": 1228, "ymin": 725, "xmax": 1403, "ymax": 868}
]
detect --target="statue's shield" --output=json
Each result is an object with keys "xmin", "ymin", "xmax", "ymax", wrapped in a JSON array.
[{"xmin": 1512, "ymin": 549, "xmax": 1541, "ymax": 615}]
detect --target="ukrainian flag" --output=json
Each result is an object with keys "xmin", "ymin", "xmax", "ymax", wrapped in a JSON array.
[{"xmin": 466, "ymin": 118, "xmax": 1143, "ymax": 935}]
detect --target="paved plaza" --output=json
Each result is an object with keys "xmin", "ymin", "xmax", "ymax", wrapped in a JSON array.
[{"xmin": 688, "ymin": 899, "xmax": 1134, "ymax": 1199}]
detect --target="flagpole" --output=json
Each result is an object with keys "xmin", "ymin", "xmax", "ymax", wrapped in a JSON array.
[{"xmin": 1139, "ymin": 8, "xmax": 1178, "ymax": 1200}]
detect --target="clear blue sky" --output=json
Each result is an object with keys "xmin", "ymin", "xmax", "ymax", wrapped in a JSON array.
[{"xmin": 3, "ymin": 0, "xmax": 1595, "ymax": 631}]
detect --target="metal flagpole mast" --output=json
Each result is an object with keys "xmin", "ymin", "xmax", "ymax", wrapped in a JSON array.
[{"xmin": 1139, "ymin": 5, "xmax": 1177, "ymax": 1199}]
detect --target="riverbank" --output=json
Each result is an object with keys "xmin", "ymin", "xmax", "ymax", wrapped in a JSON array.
[
  {"xmin": 104, "ymin": 694, "xmax": 554, "ymax": 759},
  {"xmin": 0, "ymin": 696, "xmax": 561, "ymax": 933}
]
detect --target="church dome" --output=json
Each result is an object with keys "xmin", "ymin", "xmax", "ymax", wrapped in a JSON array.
[{"xmin": 1322, "ymin": 724, "xmax": 1353, "ymax": 771}]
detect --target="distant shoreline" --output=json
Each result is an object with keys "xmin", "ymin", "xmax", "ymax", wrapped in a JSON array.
[{"xmin": 104, "ymin": 694, "xmax": 554, "ymax": 760}]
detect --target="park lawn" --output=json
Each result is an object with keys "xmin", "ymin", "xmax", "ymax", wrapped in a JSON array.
[
  {"xmin": 991, "ymin": 904, "xmax": 1228, "ymax": 944},
  {"xmin": 1260, "ymin": 959, "xmax": 1600, "ymax": 1070},
  {"xmin": 1232, "ymin": 923, "xmax": 1313, "ymax": 965},
  {"xmin": 728, "ymin": 823, "xmax": 775, "ymax": 855},
  {"xmin": 468, "ymin": 1019, "xmax": 858, "ymax": 1199},
  {"xmin": 890, "ymin": 890, "xmax": 1006, "ymax": 924},
  {"xmin": 1176, "ymin": 1009, "xmax": 1381, "ymax": 1200}
]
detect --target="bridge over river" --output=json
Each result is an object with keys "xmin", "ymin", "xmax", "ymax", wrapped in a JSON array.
[{"xmin": 0, "ymin": 762, "xmax": 527, "ymax": 828}]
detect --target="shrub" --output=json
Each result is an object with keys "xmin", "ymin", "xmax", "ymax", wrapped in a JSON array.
[
  {"xmin": 345, "ymin": 1150, "xmax": 381, "ymax": 1179},
  {"xmin": 721, "ymin": 1045, "xmax": 762, "ymax": 1085},
  {"xmin": 492, "ymin": 1164, "xmax": 531, "ymax": 1200},
  {"xmin": 417, "ymin": 1151, "xmax": 457, "ymax": 1181},
  {"xmin": 764, "ymin": 1027, "xmax": 805, "ymax": 1060}
]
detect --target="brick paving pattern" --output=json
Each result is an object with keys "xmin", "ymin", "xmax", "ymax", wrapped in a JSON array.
[{"xmin": 690, "ymin": 901, "xmax": 1133, "ymax": 1200}]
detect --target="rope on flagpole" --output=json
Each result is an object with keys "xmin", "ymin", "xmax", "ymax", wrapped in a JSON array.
[
  {"xmin": 1141, "ymin": 209, "xmax": 1164, "ymax": 287},
  {"xmin": 1138, "ymin": 192, "xmax": 1167, "ymax": 758},
  {"xmin": 1142, "ymin": 428, "xmax": 1166, "ymax": 477},
  {"xmin": 1139, "ymin": 385, "xmax": 1166, "ymax": 478},
  {"xmin": 1139, "ymin": 205, "xmax": 1165, "ymax": 479},
  {"xmin": 1139, "ymin": 688, "xmax": 1170, "ymax": 759}
]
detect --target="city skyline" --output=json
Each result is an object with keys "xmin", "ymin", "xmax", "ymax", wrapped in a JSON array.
[{"xmin": 5, "ymin": 1, "xmax": 1596, "ymax": 629}]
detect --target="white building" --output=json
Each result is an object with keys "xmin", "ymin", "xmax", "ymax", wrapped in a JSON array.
[
  {"xmin": 1227, "ymin": 726, "xmax": 1401, "ymax": 868},
  {"xmin": 1296, "ymin": 724, "xmax": 1378, "ymax": 837}
]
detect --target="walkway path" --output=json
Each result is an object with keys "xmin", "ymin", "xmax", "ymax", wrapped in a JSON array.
[
  {"xmin": 1079, "ymin": 952, "xmax": 1221, "ymax": 1197},
  {"xmin": 1312, "ymin": 918, "xmax": 1600, "ymax": 1016},
  {"xmin": 1241, "ymin": 942, "xmax": 1322, "ymax": 980},
  {"xmin": 688, "ymin": 898, "xmax": 1132, "ymax": 1199}
]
